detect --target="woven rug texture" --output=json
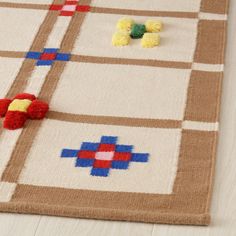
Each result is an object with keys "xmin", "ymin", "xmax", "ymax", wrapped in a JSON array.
[{"xmin": 0, "ymin": 0, "xmax": 229, "ymax": 225}]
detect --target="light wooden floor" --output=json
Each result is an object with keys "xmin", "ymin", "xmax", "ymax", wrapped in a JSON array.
[{"xmin": 1, "ymin": 2, "xmax": 235, "ymax": 236}]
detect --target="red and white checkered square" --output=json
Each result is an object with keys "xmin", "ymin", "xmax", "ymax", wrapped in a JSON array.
[
  {"xmin": 60, "ymin": 0, "xmax": 78, "ymax": 16},
  {"xmin": 50, "ymin": 0, "xmax": 90, "ymax": 16}
]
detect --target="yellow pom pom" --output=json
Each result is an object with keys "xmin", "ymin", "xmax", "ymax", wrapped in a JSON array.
[
  {"xmin": 141, "ymin": 33, "xmax": 160, "ymax": 48},
  {"xmin": 112, "ymin": 31, "xmax": 131, "ymax": 46},
  {"xmin": 116, "ymin": 18, "xmax": 134, "ymax": 31},
  {"xmin": 8, "ymin": 99, "xmax": 32, "ymax": 112},
  {"xmin": 145, "ymin": 20, "xmax": 163, "ymax": 32}
]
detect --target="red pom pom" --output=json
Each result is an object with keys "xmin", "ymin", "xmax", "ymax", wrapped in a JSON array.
[
  {"xmin": 14, "ymin": 93, "xmax": 36, "ymax": 101},
  {"xmin": 27, "ymin": 100, "xmax": 49, "ymax": 119},
  {"xmin": 3, "ymin": 111, "xmax": 28, "ymax": 130},
  {"xmin": 0, "ymin": 99, "xmax": 12, "ymax": 117}
]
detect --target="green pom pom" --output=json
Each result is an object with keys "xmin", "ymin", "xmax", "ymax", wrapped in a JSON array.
[{"xmin": 130, "ymin": 24, "xmax": 146, "ymax": 39}]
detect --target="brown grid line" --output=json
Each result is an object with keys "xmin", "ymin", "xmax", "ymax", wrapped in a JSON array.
[
  {"xmin": 0, "ymin": 2, "xmax": 49, "ymax": 10},
  {"xmin": 46, "ymin": 111, "xmax": 182, "ymax": 129},
  {"xmin": 0, "ymin": 1, "xmax": 229, "ymax": 17},
  {"xmin": 70, "ymin": 55, "xmax": 192, "ymax": 69},
  {"xmin": 0, "ymin": 51, "xmax": 26, "ymax": 58},
  {"xmin": 0, "ymin": 2, "xmax": 199, "ymax": 19},
  {"xmin": 0, "ymin": 51, "xmax": 192, "ymax": 69},
  {"xmin": 90, "ymin": 7, "xmax": 198, "ymax": 18}
]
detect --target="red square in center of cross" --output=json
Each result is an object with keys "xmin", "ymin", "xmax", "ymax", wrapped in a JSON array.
[
  {"xmin": 40, "ymin": 53, "xmax": 57, "ymax": 60},
  {"xmin": 98, "ymin": 144, "xmax": 116, "ymax": 152}
]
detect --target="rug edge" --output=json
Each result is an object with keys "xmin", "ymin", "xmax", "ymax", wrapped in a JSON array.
[{"xmin": 0, "ymin": 202, "xmax": 210, "ymax": 226}]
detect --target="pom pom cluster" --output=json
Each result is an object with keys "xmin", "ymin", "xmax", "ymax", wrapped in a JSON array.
[
  {"xmin": 0, "ymin": 93, "xmax": 49, "ymax": 130},
  {"xmin": 112, "ymin": 18, "xmax": 163, "ymax": 48}
]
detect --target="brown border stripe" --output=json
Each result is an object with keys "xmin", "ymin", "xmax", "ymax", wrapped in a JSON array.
[
  {"xmin": 47, "ymin": 111, "xmax": 182, "ymax": 128},
  {"xmin": 4, "ymin": 130, "xmax": 215, "ymax": 225},
  {"xmin": 184, "ymin": 70, "xmax": 223, "ymax": 122},
  {"xmin": 194, "ymin": 20, "xmax": 226, "ymax": 64},
  {"xmin": 201, "ymin": 0, "xmax": 229, "ymax": 14},
  {"xmin": 0, "ymin": 200, "xmax": 210, "ymax": 226},
  {"xmin": 71, "ymin": 55, "xmax": 192, "ymax": 69},
  {"xmin": 0, "ymin": 2, "xmax": 49, "ymax": 10},
  {"xmin": 90, "ymin": 7, "xmax": 198, "ymax": 18},
  {"xmin": 173, "ymin": 130, "xmax": 217, "ymax": 194},
  {"xmin": 0, "ymin": 51, "xmax": 25, "ymax": 58}
]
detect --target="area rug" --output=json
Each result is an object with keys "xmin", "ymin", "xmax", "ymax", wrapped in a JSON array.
[{"xmin": 0, "ymin": 0, "xmax": 229, "ymax": 225}]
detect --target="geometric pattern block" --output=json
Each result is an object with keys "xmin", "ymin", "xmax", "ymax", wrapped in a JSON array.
[
  {"xmin": 26, "ymin": 48, "xmax": 71, "ymax": 66},
  {"xmin": 61, "ymin": 136, "xmax": 149, "ymax": 177},
  {"xmin": 50, "ymin": 0, "xmax": 90, "ymax": 17}
]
